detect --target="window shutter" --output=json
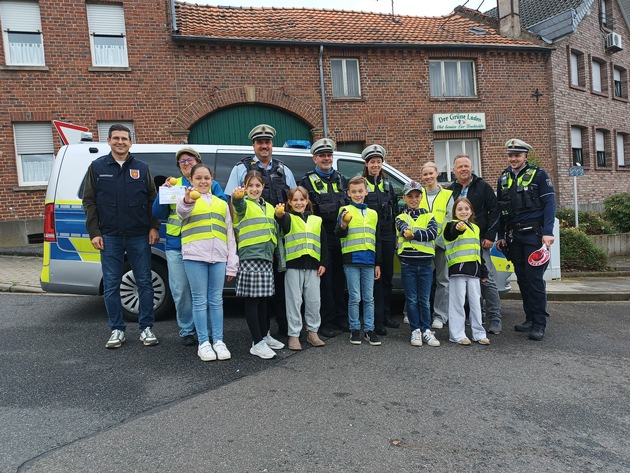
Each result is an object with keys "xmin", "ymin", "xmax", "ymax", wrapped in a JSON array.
[
  {"xmin": 570, "ymin": 54, "xmax": 579, "ymax": 85},
  {"xmin": 14, "ymin": 123, "xmax": 54, "ymax": 154},
  {"xmin": 592, "ymin": 61, "xmax": 602, "ymax": 92},
  {"xmin": 616, "ymin": 134, "xmax": 625, "ymax": 166},
  {"xmin": 571, "ymin": 127, "xmax": 582, "ymax": 148},
  {"xmin": 87, "ymin": 3, "xmax": 126, "ymax": 35},
  {"xmin": 614, "ymin": 68, "xmax": 621, "ymax": 82},
  {"xmin": 0, "ymin": 0, "xmax": 42, "ymax": 31},
  {"xmin": 595, "ymin": 130, "xmax": 605, "ymax": 152}
]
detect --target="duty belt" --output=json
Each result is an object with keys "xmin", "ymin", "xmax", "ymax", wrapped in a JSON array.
[{"xmin": 509, "ymin": 220, "xmax": 543, "ymax": 232}]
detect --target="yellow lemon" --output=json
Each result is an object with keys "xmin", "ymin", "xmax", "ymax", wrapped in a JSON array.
[
  {"xmin": 169, "ymin": 177, "xmax": 178, "ymax": 186},
  {"xmin": 190, "ymin": 190, "xmax": 201, "ymax": 200}
]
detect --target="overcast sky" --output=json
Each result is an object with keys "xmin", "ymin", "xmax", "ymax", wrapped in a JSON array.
[{"xmin": 193, "ymin": 0, "xmax": 492, "ymax": 17}]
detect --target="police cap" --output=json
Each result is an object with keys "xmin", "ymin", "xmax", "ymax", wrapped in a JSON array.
[
  {"xmin": 361, "ymin": 144, "xmax": 386, "ymax": 162},
  {"xmin": 505, "ymin": 138, "xmax": 533, "ymax": 154},
  {"xmin": 311, "ymin": 138, "xmax": 336, "ymax": 156},
  {"xmin": 248, "ymin": 124, "xmax": 276, "ymax": 141}
]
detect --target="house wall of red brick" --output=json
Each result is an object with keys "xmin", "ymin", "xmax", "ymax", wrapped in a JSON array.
[
  {"xmin": 548, "ymin": 0, "xmax": 630, "ymax": 209},
  {"xmin": 0, "ymin": 0, "xmax": 554, "ymax": 235}
]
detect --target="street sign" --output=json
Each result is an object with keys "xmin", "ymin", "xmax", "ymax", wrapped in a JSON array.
[
  {"xmin": 53, "ymin": 120, "xmax": 89, "ymax": 145},
  {"xmin": 569, "ymin": 166, "xmax": 585, "ymax": 176}
]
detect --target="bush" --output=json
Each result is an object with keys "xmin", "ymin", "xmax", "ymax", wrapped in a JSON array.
[
  {"xmin": 604, "ymin": 192, "xmax": 630, "ymax": 233},
  {"xmin": 556, "ymin": 208, "xmax": 615, "ymax": 235},
  {"xmin": 560, "ymin": 227, "xmax": 608, "ymax": 272}
]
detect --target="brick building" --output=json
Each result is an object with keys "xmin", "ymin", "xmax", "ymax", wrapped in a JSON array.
[
  {"xmin": 487, "ymin": 0, "xmax": 630, "ymax": 209},
  {"xmin": 0, "ymin": 0, "xmax": 555, "ymax": 244}
]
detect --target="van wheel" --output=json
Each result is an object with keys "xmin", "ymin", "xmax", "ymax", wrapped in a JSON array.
[{"xmin": 121, "ymin": 260, "xmax": 174, "ymax": 322}]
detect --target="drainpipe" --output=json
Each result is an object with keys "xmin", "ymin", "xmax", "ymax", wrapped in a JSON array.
[
  {"xmin": 170, "ymin": 0, "xmax": 177, "ymax": 32},
  {"xmin": 318, "ymin": 45, "xmax": 329, "ymax": 138}
]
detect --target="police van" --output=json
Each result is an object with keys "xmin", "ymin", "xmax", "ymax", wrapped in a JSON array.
[{"xmin": 41, "ymin": 142, "xmax": 513, "ymax": 321}]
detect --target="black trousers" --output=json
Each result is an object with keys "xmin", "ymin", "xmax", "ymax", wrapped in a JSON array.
[
  {"xmin": 374, "ymin": 232, "xmax": 396, "ymax": 328},
  {"xmin": 320, "ymin": 242, "xmax": 347, "ymax": 328},
  {"xmin": 244, "ymin": 297, "xmax": 269, "ymax": 344},
  {"xmin": 507, "ymin": 228, "xmax": 549, "ymax": 327}
]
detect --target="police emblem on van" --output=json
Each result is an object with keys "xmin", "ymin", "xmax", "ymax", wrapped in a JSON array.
[{"xmin": 130, "ymin": 169, "xmax": 140, "ymax": 179}]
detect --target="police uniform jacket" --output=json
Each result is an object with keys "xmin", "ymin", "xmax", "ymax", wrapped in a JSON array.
[
  {"xmin": 496, "ymin": 163, "xmax": 556, "ymax": 239},
  {"xmin": 299, "ymin": 169, "xmax": 348, "ymax": 235},
  {"xmin": 83, "ymin": 152, "xmax": 161, "ymax": 239},
  {"xmin": 365, "ymin": 174, "xmax": 397, "ymax": 235},
  {"xmin": 448, "ymin": 174, "xmax": 499, "ymax": 242},
  {"xmin": 240, "ymin": 156, "xmax": 290, "ymax": 205}
]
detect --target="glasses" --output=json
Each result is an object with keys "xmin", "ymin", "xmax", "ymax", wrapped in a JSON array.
[{"xmin": 179, "ymin": 158, "xmax": 196, "ymax": 165}]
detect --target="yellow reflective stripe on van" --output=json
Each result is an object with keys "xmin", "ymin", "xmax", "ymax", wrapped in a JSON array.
[
  {"xmin": 69, "ymin": 237, "xmax": 102, "ymax": 261},
  {"xmin": 40, "ymin": 241, "xmax": 51, "ymax": 283}
]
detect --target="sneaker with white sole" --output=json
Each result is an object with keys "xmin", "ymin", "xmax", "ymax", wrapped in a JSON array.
[
  {"xmin": 423, "ymin": 329, "xmax": 440, "ymax": 347},
  {"xmin": 213, "ymin": 340, "xmax": 232, "ymax": 360},
  {"xmin": 198, "ymin": 341, "xmax": 217, "ymax": 361},
  {"xmin": 476, "ymin": 338, "xmax": 491, "ymax": 345},
  {"xmin": 106, "ymin": 329, "xmax": 126, "ymax": 349},
  {"xmin": 431, "ymin": 319, "xmax": 444, "ymax": 329},
  {"xmin": 364, "ymin": 331, "xmax": 382, "ymax": 346},
  {"xmin": 263, "ymin": 332, "xmax": 285, "ymax": 350},
  {"xmin": 410, "ymin": 329, "xmax": 423, "ymax": 347},
  {"xmin": 139, "ymin": 327, "xmax": 159, "ymax": 346},
  {"xmin": 250, "ymin": 340, "xmax": 276, "ymax": 359}
]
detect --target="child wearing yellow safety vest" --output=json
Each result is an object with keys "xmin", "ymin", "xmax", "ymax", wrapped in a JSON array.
[
  {"xmin": 443, "ymin": 198, "xmax": 490, "ymax": 346},
  {"xmin": 395, "ymin": 180, "xmax": 439, "ymax": 348},
  {"xmin": 177, "ymin": 164, "xmax": 238, "ymax": 362},
  {"xmin": 274, "ymin": 186, "xmax": 329, "ymax": 351},
  {"xmin": 335, "ymin": 176, "xmax": 382, "ymax": 346},
  {"xmin": 232, "ymin": 170, "xmax": 285, "ymax": 360}
]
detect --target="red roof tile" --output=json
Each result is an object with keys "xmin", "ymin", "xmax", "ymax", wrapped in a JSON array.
[{"xmin": 174, "ymin": 3, "xmax": 542, "ymax": 48}]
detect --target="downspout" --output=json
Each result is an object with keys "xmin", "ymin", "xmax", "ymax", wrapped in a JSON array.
[
  {"xmin": 318, "ymin": 45, "xmax": 329, "ymax": 138},
  {"xmin": 170, "ymin": 0, "xmax": 177, "ymax": 32}
]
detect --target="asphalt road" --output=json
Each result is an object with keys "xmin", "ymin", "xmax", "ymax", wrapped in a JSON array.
[{"xmin": 1, "ymin": 293, "xmax": 629, "ymax": 472}]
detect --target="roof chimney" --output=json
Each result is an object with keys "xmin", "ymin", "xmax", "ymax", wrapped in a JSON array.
[{"xmin": 497, "ymin": 0, "xmax": 521, "ymax": 39}]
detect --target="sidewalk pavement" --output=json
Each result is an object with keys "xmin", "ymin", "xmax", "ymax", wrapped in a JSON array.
[{"xmin": 1, "ymin": 245, "xmax": 628, "ymax": 301}]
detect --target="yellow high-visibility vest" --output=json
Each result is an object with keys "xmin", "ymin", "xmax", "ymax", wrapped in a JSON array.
[
  {"xmin": 339, "ymin": 205, "xmax": 377, "ymax": 254},
  {"xmin": 180, "ymin": 195, "xmax": 228, "ymax": 245},
  {"xmin": 420, "ymin": 188, "xmax": 452, "ymax": 236},
  {"xmin": 444, "ymin": 221, "xmax": 481, "ymax": 267},
  {"xmin": 235, "ymin": 199, "xmax": 277, "ymax": 249},
  {"xmin": 396, "ymin": 212, "xmax": 435, "ymax": 256},
  {"xmin": 284, "ymin": 214, "xmax": 322, "ymax": 262},
  {"xmin": 166, "ymin": 176, "xmax": 184, "ymax": 236}
]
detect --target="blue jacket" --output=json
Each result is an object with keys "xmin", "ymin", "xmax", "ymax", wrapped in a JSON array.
[{"xmin": 83, "ymin": 152, "xmax": 160, "ymax": 238}]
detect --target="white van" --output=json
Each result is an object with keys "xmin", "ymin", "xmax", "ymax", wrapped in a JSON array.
[
  {"xmin": 41, "ymin": 142, "xmax": 514, "ymax": 321},
  {"xmin": 40, "ymin": 143, "xmax": 412, "ymax": 321}
]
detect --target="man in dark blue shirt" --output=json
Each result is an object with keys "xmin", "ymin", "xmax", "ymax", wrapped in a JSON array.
[{"xmin": 496, "ymin": 139, "xmax": 556, "ymax": 341}]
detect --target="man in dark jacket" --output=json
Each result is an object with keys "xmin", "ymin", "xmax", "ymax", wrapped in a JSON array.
[
  {"xmin": 83, "ymin": 124, "xmax": 161, "ymax": 349},
  {"xmin": 448, "ymin": 154, "xmax": 503, "ymax": 334}
]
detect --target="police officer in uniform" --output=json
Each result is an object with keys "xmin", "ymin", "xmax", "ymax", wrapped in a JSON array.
[
  {"xmin": 299, "ymin": 138, "xmax": 349, "ymax": 337},
  {"xmin": 496, "ymin": 139, "xmax": 556, "ymax": 341},
  {"xmin": 225, "ymin": 124, "xmax": 297, "ymax": 337},
  {"xmin": 362, "ymin": 144, "xmax": 400, "ymax": 335}
]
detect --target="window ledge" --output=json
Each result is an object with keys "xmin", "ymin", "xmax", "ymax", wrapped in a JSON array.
[
  {"xmin": 617, "ymin": 166, "xmax": 629, "ymax": 171},
  {"xmin": 331, "ymin": 96, "xmax": 363, "ymax": 102},
  {"xmin": 0, "ymin": 65, "xmax": 49, "ymax": 71},
  {"xmin": 569, "ymin": 84, "xmax": 586, "ymax": 92},
  {"xmin": 88, "ymin": 66, "xmax": 132, "ymax": 72},
  {"xmin": 591, "ymin": 90, "xmax": 609, "ymax": 98},
  {"xmin": 13, "ymin": 185, "xmax": 47, "ymax": 192},
  {"xmin": 613, "ymin": 96, "xmax": 628, "ymax": 103},
  {"xmin": 429, "ymin": 96, "xmax": 480, "ymax": 102}
]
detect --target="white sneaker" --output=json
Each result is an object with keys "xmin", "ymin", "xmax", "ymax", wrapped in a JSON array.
[
  {"xmin": 431, "ymin": 319, "xmax": 444, "ymax": 329},
  {"xmin": 410, "ymin": 329, "xmax": 423, "ymax": 347},
  {"xmin": 106, "ymin": 329, "xmax": 126, "ymax": 349},
  {"xmin": 213, "ymin": 340, "xmax": 232, "ymax": 360},
  {"xmin": 423, "ymin": 329, "xmax": 441, "ymax": 347},
  {"xmin": 263, "ymin": 332, "xmax": 285, "ymax": 350},
  {"xmin": 198, "ymin": 341, "xmax": 217, "ymax": 361},
  {"xmin": 139, "ymin": 327, "xmax": 159, "ymax": 346},
  {"xmin": 250, "ymin": 340, "xmax": 276, "ymax": 359},
  {"xmin": 402, "ymin": 315, "xmax": 409, "ymax": 324}
]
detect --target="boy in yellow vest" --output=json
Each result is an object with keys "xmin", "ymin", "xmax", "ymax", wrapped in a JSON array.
[{"xmin": 335, "ymin": 176, "xmax": 382, "ymax": 346}]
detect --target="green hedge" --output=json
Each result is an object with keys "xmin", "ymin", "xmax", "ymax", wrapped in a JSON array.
[
  {"xmin": 604, "ymin": 192, "xmax": 630, "ymax": 233},
  {"xmin": 556, "ymin": 208, "xmax": 615, "ymax": 235},
  {"xmin": 560, "ymin": 227, "xmax": 608, "ymax": 272}
]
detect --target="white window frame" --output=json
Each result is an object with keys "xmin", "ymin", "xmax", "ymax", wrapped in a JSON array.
[
  {"xmin": 596, "ymin": 129, "xmax": 607, "ymax": 167},
  {"xmin": 86, "ymin": 3, "xmax": 128, "ymax": 67},
  {"xmin": 97, "ymin": 121, "xmax": 135, "ymax": 142},
  {"xmin": 571, "ymin": 126, "xmax": 584, "ymax": 166},
  {"xmin": 616, "ymin": 133, "xmax": 626, "ymax": 167},
  {"xmin": 13, "ymin": 123, "xmax": 54, "ymax": 186},
  {"xmin": 429, "ymin": 60, "xmax": 476, "ymax": 98},
  {"xmin": 331, "ymin": 58, "xmax": 361, "ymax": 98},
  {"xmin": 0, "ymin": 0, "xmax": 45, "ymax": 66},
  {"xmin": 592, "ymin": 59, "xmax": 603, "ymax": 92},
  {"xmin": 433, "ymin": 139, "xmax": 481, "ymax": 183}
]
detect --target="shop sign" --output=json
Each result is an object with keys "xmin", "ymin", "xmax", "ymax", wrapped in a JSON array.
[{"xmin": 432, "ymin": 113, "xmax": 486, "ymax": 131}]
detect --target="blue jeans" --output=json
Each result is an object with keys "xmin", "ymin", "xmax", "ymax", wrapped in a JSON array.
[
  {"xmin": 401, "ymin": 260, "xmax": 433, "ymax": 332},
  {"xmin": 101, "ymin": 234, "xmax": 154, "ymax": 332},
  {"xmin": 166, "ymin": 249, "xmax": 195, "ymax": 337},
  {"xmin": 344, "ymin": 265, "xmax": 375, "ymax": 332},
  {"xmin": 183, "ymin": 260, "xmax": 226, "ymax": 344}
]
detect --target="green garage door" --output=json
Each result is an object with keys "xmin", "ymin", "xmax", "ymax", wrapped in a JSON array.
[{"xmin": 188, "ymin": 104, "xmax": 312, "ymax": 146}]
